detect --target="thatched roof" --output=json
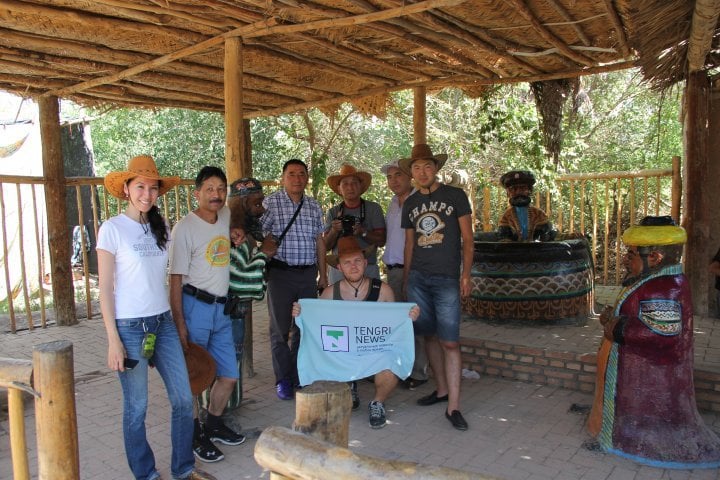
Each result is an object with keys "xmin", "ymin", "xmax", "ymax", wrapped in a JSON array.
[{"xmin": 0, "ymin": 0, "xmax": 717, "ymax": 116}]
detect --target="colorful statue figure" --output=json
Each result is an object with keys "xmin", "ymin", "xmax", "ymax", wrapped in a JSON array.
[
  {"xmin": 587, "ymin": 216, "xmax": 720, "ymax": 468},
  {"xmin": 497, "ymin": 170, "xmax": 554, "ymax": 241}
]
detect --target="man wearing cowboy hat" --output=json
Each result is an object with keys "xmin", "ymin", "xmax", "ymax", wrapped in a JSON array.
[
  {"xmin": 586, "ymin": 216, "xmax": 720, "ymax": 467},
  {"xmin": 497, "ymin": 170, "xmax": 554, "ymax": 242},
  {"xmin": 293, "ymin": 235, "xmax": 420, "ymax": 429},
  {"xmin": 324, "ymin": 164, "xmax": 386, "ymax": 285},
  {"xmin": 400, "ymin": 144, "xmax": 474, "ymax": 431}
]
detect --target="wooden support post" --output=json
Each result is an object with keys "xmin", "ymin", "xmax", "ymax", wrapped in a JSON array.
[
  {"xmin": 9, "ymin": 389, "xmax": 29, "ymax": 480},
  {"xmin": 225, "ymin": 37, "xmax": 245, "ymax": 182},
  {"xmin": 683, "ymin": 72, "xmax": 710, "ymax": 316},
  {"xmin": 243, "ymin": 118, "xmax": 253, "ymax": 177},
  {"xmin": 707, "ymin": 84, "xmax": 720, "ymax": 315},
  {"xmin": 1, "ymin": 357, "xmax": 33, "ymax": 480},
  {"xmin": 292, "ymin": 380, "xmax": 351, "ymax": 447},
  {"xmin": 255, "ymin": 426, "xmax": 484, "ymax": 480},
  {"xmin": 414, "ymin": 86, "xmax": 427, "ymax": 145},
  {"xmin": 33, "ymin": 341, "xmax": 80, "ymax": 480},
  {"xmin": 671, "ymin": 155, "xmax": 681, "ymax": 223},
  {"xmin": 38, "ymin": 96, "xmax": 76, "ymax": 326}
]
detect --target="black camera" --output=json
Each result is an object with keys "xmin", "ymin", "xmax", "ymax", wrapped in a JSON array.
[{"xmin": 339, "ymin": 215, "xmax": 357, "ymax": 237}]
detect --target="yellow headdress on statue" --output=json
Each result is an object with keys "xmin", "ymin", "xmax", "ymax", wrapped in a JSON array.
[{"xmin": 621, "ymin": 216, "xmax": 686, "ymax": 247}]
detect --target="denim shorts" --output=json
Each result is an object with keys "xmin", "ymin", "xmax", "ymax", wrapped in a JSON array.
[
  {"xmin": 182, "ymin": 293, "xmax": 239, "ymax": 379},
  {"xmin": 407, "ymin": 269, "xmax": 461, "ymax": 342}
]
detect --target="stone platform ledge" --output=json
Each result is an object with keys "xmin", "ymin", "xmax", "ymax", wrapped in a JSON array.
[{"xmin": 459, "ymin": 335, "xmax": 720, "ymax": 414}]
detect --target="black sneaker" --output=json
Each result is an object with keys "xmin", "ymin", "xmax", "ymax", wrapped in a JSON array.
[
  {"xmin": 208, "ymin": 422, "xmax": 246, "ymax": 446},
  {"xmin": 350, "ymin": 381, "xmax": 359, "ymax": 410},
  {"xmin": 193, "ymin": 429, "xmax": 224, "ymax": 463},
  {"xmin": 368, "ymin": 401, "xmax": 387, "ymax": 429}
]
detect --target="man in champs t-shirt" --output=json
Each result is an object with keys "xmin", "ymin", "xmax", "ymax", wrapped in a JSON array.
[{"xmin": 400, "ymin": 144, "xmax": 474, "ymax": 432}]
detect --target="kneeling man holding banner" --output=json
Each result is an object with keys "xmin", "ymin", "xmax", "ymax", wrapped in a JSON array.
[{"xmin": 293, "ymin": 236, "xmax": 419, "ymax": 429}]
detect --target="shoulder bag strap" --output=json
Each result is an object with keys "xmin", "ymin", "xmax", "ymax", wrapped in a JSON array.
[{"xmin": 277, "ymin": 198, "xmax": 303, "ymax": 245}]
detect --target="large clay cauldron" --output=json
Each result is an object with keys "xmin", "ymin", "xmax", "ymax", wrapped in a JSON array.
[{"xmin": 462, "ymin": 235, "xmax": 593, "ymax": 325}]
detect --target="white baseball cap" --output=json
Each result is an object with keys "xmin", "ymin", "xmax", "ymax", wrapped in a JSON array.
[{"xmin": 380, "ymin": 160, "xmax": 402, "ymax": 175}]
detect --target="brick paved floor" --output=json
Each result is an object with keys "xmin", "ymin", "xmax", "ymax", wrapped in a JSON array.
[{"xmin": 1, "ymin": 299, "xmax": 720, "ymax": 480}]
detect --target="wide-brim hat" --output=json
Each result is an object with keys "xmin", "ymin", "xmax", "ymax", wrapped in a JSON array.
[
  {"xmin": 327, "ymin": 164, "xmax": 372, "ymax": 196},
  {"xmin": 398, "ymin": 144, "xmax": 448, "ymax": 174},
  {"xmin": 184, "ymin": 342, "xmax": 216, "ymax": 395},
  {"xmin": 327, "ymin": 236, "xmax": 377, "ymax": 268},
  {"xmin": 104, "ymin": 155, "xmax": 181, "ymax": 200},
  {"xmin": 500, "ymin": 170, "xmax": 536, "ymax": 189}
]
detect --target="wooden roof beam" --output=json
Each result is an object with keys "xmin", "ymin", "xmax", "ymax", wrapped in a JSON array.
[
  {"xmin": 162, "ymin": 0, "xmax": 458, "ymax": 84},
  {"xmin": 335, "ymin": 0, "xmax": 497, "ymax": 77},
  {"xmin": 0, "ymin": 0, "xmax": 207, "ymax": 45},
  {"xmin": 44, "ymin": 17, "xmax": 277, "ymax": 98},
  {"xmin": 353, "ymin": 24, "xmax": 496, "ymax": 78},
  {"xmin": 249, "ymin": 41, "xmax": 398, "ymax": 85},
  {"xmin": 0, "ymin": 48, "xmax": 306, "ymax": 107},
  {"xmin": 600, "ymin": 0, "xmax": 631, "ymax": 58},
  {"xmin": 507, "ymin": 0, "xmax": 595, "ymax": 66},
  {"xmin": 93, "ymin": 0, "xmax": 233, "ymax": 31},
  {"xmin": 110, "ymin": 0, "xmax": 421, "ymax": 82},
  {"xmin": 410, "ymin": 11, "xmax": 540, "ymax": 75},
  {"xmin": 0, "ymin": 72, "xmax": 222, "ymax": 109},
  {"xmin": 0, "ymin": 29, "xmax": 331, "ymax": 99},
  {"xmin": 687, "ymin": 0, "xmax": 720, "ymax": 72},
  {"xmin": 428, "ymin": 10, "xmax": 551, "ymax": 69},
  {"xmin": 281, "ymin": 34, "xmax": 425, "ymax": 81},
  {"xmin": 250, "ymin": 60, "xmax": 635, "ymax": 118},
  {"xmin": 543, "ymin": 0, "xmax": 591, "ymax": 46},
  {"xmin": 44, "ymin": 0, "xmax": 464, "ymax": 99},
  {"xmin": 213, "ymin": 1, "xmax": 430, "ymax": 82}
]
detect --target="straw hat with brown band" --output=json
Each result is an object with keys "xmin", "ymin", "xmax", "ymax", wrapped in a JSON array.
[
  {"xmin": 326, "ymin": 164, "xmax": 372, "ymax": 196},
  {"xmin": 104, "ymin": 155, "xmax": 181, "ymax": 200}
]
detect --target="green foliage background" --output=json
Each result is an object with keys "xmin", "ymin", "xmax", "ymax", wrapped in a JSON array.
[{"xmin": 89, "ymin": 68, "xmax": 682, "ymax": 211}]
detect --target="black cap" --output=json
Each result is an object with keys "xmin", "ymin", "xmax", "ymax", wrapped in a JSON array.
[{"xmin": 500, "ymin": 170, "xmax": 536, "ymax": 188}]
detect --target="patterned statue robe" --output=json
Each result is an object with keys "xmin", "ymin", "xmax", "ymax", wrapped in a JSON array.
[
  {"xmin": 588, "ymin": 264, "xmax": 720, "ymax": 468},
  {"xmin": 498, "ymin": 205, "xmax": 551, "ymax": 241}
]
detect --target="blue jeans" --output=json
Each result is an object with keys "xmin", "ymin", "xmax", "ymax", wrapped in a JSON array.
[
  {"xmin": 182, "ymin": 293, "xmax": 238, "ymax": 379},
  {"xmin": 407, "ymin": 270, "xmax": 462, "ymax": 342},
  {"xmin": 117, "ymin": 311, "xmax": 195, "ymax": 480}
]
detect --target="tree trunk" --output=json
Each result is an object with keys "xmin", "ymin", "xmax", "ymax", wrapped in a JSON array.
[{"xmin": 292, "ymin": 380, "xmax": 351, "ymax": 447}]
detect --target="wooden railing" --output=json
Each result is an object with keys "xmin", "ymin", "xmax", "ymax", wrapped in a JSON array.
[
  {"xmin": 64, "ymin": 178, "xmax": 197, "ymax": 331},
  {"xmin": 0, "ymin": 176, "xmax": 198, "ymax": 332},
  {"xmin": 1, "ymin": 341, "xmax": 80, "ymax": 479},
  {"xmin": 0, "ymin": 158, "xmax": 680, "ymax": 332}
]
